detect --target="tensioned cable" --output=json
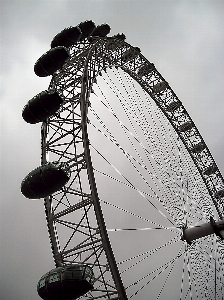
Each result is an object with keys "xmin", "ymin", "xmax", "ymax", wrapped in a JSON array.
[
  {"xmin": 196, "ymin": 241, "xmax": 223, "ymax": 297},
  {"xmin": 181, "ymin": 242, "xmax": 213, "ymax": 299},
  {"xmin": 120, "ymin": 70, "xmax": 183, "ymax": 184},
  {"xmin": 156, "ymin": 244, "xmax": 186, "ymax": 300},
  {"xmin": 90, "ymin": 87, "xmax": 209, "ymax": 225},
  {"xmin": 118, "ymin": 235, "xmax": 181, "ymax": 268},
  {"xmin": 99, "ymin": 196, "xmax": 178, "ymax": 233},
  {"xmin": 128, "ymin": 243, "xmax": 185, "ymax": 298},
  {"xmin": 189, "ymin": 258, "xmax": 210, "ymax": 299},
  {"xmin": 104, "ymin": 69, "xmax": 179, "ymax": 191},
  {"xmin": 122, "ymin": 70, "xmax": 184, "ymax": 187},
  {"xmin": 88, "ymin": 107, "xmax": 178, "ymax": 222},
  {"xmin": 180, "ymin": 243, "xmax": 188, "ymax": 299},
  {"xmin": 100, "ymin": 69, "xmax": 206, "ymax": 226},
  {"xmin": 135, "ymin": 95, "xmax": 206, "ymax": 225},
  {"xmin": 120, "ymin": 70, "xmax": 213, "ymax": 224},
  {"xmin": 90, "ymin": 142, "xmax": 176, "ymax": 227},
  {"xmin": 186, "ymin": 246, "xmax": 193, "ymax": 300},
  {"xmin": 90, "ymin": 84, "xmax": 181, "ymax": 225},
  {"xmin": 105, "ymin": 227, "xmax": 178, "ymax": 232},
  {"xmin": 91, "ymin": 86, "xmax": 192, "ymax": 205},
  {"xmin": 94, "ymin": 165, "xmax": 178, "ymax": 207},
  {"xmin": 216, "ymin": 241, "xmax": 224, "ymax": 296},
  {"xmin": 195, "ymin": 242, "xmax": 217, "ymax": 289},
  {"xmin": 192, "ymin": 246, "xmax": 212, "ymax": 300},
  {"xmin": 89, "ymin": 100, "xmax": 207, "ymax": 227},
  {"xmin": 107, "ymin": 70, "xmax": 180, "ymax": 214},
  {"xmin": 95, "ymin": 70, "xmax": 192, "ymax": 203}
]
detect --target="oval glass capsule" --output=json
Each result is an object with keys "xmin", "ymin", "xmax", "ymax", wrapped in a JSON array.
[
  {"xmin": 21, "ymin": 162, "xmax": 70, "ymax": 199},
  {"xmin": 166, "ymin": 101, "xmax": 181, "ymax": 112},
  {"xmin": 204, "ymin": 164, "xmax": 218, "ymax": 176},
  {"xmin": 78, "ymin": 20, "xmax": 96, "ymax": 41},
  {"xmin": 91, "ymin": 23, "xmax": 111, "ymax": 37},
  {"xmin": 215, "ymin": 189, "xmax": 224, "ymax": 199},
  {"xmin": 138, "ymin": 62, "xmax": 155, "ymax": 77},
  {"xmin": 37, "ymin": 265, "xmax": 94, "ymax": 300},
  {"xmin": 51, "ymin": 26, "xmax": 82, "ymax": 48},
  {"xmin": 112, "ymin": 33, "xmax": 126, "ymax": 40},
  {"xmin": 121, "ymin": 47, "xmax": 141, "ymax": 63},
  {"xmin": 22, "ymin": 90, "xmax": 63, "ymax": 124},
  {"xmin": 34, "ymin": 46, "xmax": 69, "ymax": 77},
  {"xmin": 178, "ymin": 121, "xmax": 193, "ymax": 133},
  {"xmin": 191, "ymin": 142, "xmax": 206, "ymax": 153},
  {"xmin": 152, "ymin": 81, "xmax": 169, "ymax": 94}
]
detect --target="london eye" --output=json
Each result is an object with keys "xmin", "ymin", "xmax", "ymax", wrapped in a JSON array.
[{"xmin": 21, "ymin": 21, "xmax": 224, "ymax": 299}]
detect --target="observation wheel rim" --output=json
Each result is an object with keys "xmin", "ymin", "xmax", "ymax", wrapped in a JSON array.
[
  {"xmin": 81, "ymin": 37, "xmax": 224, "ymax": 219},
  {"xmin": 41, "ymin": 34, "xmax": 224, "ymax": 299}
]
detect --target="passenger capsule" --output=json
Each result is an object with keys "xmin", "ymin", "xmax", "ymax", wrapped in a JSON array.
[
  {"xmin": 152, "ymin": 81, "xmax": 169, "ymax": 94},
  {"xmin": 138, "ymin": 63, "xmax": 155, "ymax": 77},
  {"xmin": 204, "ymin": 164, "xmax": 218, "ymax": 176},
  {"xmin": 91, "ymin": 24, "xmax": 111, "ymax": 37},
  {"xmin": 78, "ymin": 20, "xmax": 96, "ymax": 41},
  {"xmin": 34, "ymin": 46, "xmax": 69, "ymax": 77},
  {"xmin": 166, "ymin": 101, "xmax": 181, "ymax": 112},
  {"xmin": 215, "ymin": 189, "xmax": 224, "ymax": 199},
  {"xmin": 21, "ymin": 162, "xmax": 70, "ymax": 199},
  {"xmin": 37, "ymin": 265, "xmax": 94, "ymax": 300},
  {"xmin": 22, "ymin": 90, "xmax": 63, "ymax": 124},
  {"xmin": 51, "ymin": 26, "xmax": 82, "ymax": 48},
  {"xmin": 178, "ymin": 121, "xmax": 193, "ymax": 133},
  {"xmin": 191, "ymin": 142, "xmax": 206, "ymax": 153},
  {"xmin": 121, "ymin": 47, "xmax": 141, "ymax": 63},
  {"xmin": 112, "ymin": 33, "xmax": 126, "ymax": 41},
  {"xmin": 106, "ymin": 33, "xmax": 126, "ymax": 51}
]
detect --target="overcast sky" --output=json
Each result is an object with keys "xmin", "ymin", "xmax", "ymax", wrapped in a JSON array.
[{"xmin": 1, "ymin": 1, "xmax": 224, "ymax": 299}]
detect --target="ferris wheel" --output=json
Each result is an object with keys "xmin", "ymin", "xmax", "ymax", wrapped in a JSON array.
[{"xmin": 21, "ymin": 21, "xmax": 224, "ymax": 300}]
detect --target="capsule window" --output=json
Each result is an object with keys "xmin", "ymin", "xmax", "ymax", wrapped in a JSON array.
[
  {"xmin": 49, "ymin": 273, "xmax": 60, "ymax": 283},
  {"xmin": 83, "ymin": 267, "xmax": 94, "ymax": 283},
  {"xmin": 38, "ymin": 278, "xmax": 46, "ymax": 289},
  {"xmin": 84, "ymin": 272, "xmax": 92, "ymax": 282}
]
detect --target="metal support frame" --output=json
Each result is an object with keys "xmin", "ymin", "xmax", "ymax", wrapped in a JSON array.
[
  {"xmin": 39, "ymin": 36, "xmax": 224, "ymax": 299},
  {"xmin": 80, "ymin": 61, "xmax": 128, "ymax": 300}
]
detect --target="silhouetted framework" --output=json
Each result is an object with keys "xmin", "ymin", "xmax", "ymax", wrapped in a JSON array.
[{"xmin": 21, "ymin": 20, "xmax": 224, "ymax": 299}]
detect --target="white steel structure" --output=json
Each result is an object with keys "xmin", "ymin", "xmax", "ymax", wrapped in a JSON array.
[{"xmin": 25, "ymin": 23, "xmax": 224, "ymax": 299}]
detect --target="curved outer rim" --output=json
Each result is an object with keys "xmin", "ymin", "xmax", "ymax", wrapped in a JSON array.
[
  {"xmin": 80, "ymin": 62, "xmax": 128, "ymax": 299},
  {"xmin": 82, "ymin": 37, "xmax": 224, "ymax": 220},
  {"xmin": 42, "ymin": 35, "xmax": 224, "ymax": 299},
  {"xmin": 79, "ymin": 37, "xmax": 224, "ymax": 298},
  {"xmin": 41, "ymin": 121, "xmax": 63, "ymax": 266}
]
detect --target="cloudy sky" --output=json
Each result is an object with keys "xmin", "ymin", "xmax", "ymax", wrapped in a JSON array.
[{"xmin": 1, "ymin": 1, "xmax": 224, "ymax": 299}]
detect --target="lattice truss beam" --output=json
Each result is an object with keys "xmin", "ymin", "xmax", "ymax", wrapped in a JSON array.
[{"xmin": 40, "ymin": 37, "xmax": 224, "ymax": 299}]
